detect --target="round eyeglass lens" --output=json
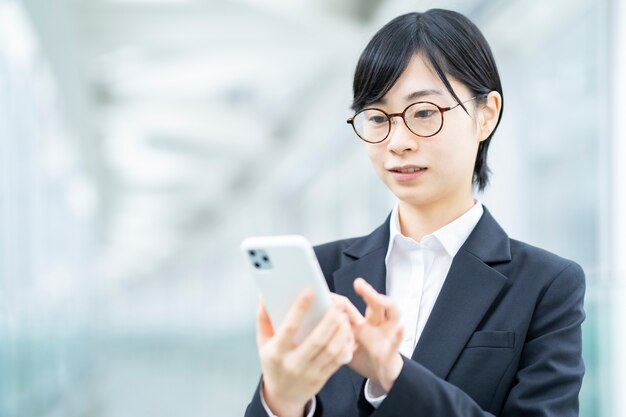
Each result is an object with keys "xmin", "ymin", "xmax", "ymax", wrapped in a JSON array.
[
  {"xmin": 352, "ymin": 109, "xmax": 390, "ymax": 143},
  {"xmin": 404, "ymin": 102, "xmax": 443, "ymax": 137}
]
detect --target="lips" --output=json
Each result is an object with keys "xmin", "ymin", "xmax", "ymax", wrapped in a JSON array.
[
  {"xmin": 388, "ymin": 165, "xmax": 427, "ymax": 173},
  {"xmin": 387, "ymin": 165, "xmax": 427, "ymax": 182},
  {"xmin": 389, "ymin": 166, "xmax": 426, "ymax": 174}
]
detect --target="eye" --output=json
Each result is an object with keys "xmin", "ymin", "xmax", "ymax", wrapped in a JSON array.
[
  {"xmin": 411, "ymin": 109, "xmax": 437, "ymax": 119},
  {"xmin": 367, "ymin": 114, "xmax": 388, "ymax": 125}
]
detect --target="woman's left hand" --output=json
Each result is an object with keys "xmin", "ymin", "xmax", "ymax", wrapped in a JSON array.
[{"xmin": 332, "ymin": 278, "xmax": 404, "ymax": 392}]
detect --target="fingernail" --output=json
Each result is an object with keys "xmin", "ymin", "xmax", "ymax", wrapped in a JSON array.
[{"xmin": 341, "ymin": 351, "xmax": 353, "ymax": 365}]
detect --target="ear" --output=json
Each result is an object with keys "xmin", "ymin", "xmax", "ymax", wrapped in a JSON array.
[{"xmin": 477, "ymin": 91, "xmax": 502, "ymax": 142}]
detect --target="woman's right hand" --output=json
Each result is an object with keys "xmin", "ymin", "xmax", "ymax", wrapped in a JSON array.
[{"xmin": 257, "ymin": 290, "xmax": 354, "ymax": 417}]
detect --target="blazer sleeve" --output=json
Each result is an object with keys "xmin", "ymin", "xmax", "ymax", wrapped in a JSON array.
[
  {"xmin": 244, "ymin": 379, "xmax": 324, "ymax": 417},
  {"xmin": 358, "ymin": 262, "xmax": 586, "ymax": 417},
  {"xmin": 244, "ymin": 380, "xmax": 270, "ymax": 417}
]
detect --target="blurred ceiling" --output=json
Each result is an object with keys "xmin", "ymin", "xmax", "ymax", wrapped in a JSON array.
[{"xmin": 19, "ymin": 0, "xmax": 579, "ymax": 287}]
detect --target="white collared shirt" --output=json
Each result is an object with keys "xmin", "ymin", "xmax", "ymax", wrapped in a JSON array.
[{"xmin": 365, "ymin": 199, "xmax": 484, "ymax": 406}]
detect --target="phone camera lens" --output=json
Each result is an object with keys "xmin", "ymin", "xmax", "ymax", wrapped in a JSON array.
[
  {"xmin": 254, "ymin": 262, "xmax": 261, "ymax": 269},
  {"xmin": 249, "ymin": 250, "xmax": 256, "ymax": 256},
  {"xmin": 262, "ymin": 256, "xmax": 269, "ymax": 262}
]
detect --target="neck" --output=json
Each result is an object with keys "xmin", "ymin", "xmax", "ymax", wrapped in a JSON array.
[{"xmin": 397, "ymin": 193, "xmax": 476, "ymax": 241}]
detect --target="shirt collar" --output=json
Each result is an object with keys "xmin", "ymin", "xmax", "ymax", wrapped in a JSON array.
[{"xmin": 385, "ymin": 200, "xmax": 484, "ymax": 262}]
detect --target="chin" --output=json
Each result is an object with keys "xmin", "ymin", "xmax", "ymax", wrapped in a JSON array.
[{"xmin": 388, "ymin": 185, "xmax": 438, "ymax": 207}]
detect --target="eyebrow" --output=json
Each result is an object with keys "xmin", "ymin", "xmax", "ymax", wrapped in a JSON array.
[{"xmin": 376, "ymin": 89, "xmax": 443, "ymax": 105}]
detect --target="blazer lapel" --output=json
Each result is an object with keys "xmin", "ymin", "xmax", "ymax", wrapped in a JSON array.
[
  {"xmin": 411, "ymin": 207, "xmax": 512, "ymax": 379},
  {"xmin": 332, "ymin": 216, "xmax": 390, "ymax": 314},
  {"xmin": 331, "ymin": 216, "xmax": 390, "ymax": 395}
]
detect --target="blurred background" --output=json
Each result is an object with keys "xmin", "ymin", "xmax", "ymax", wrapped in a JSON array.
[{"xmin": 0, "ymin": 0, "xmax": 625, "ymax": 416}]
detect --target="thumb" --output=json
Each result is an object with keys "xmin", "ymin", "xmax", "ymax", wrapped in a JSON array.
[{"xmin": 256, "ymin": 296, "xmax": 275, "ymax": 347}]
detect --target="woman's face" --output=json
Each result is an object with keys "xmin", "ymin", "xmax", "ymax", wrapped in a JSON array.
[{"xmin": 364, "ymin": 53, "xmax": 494, "ymax": 211}]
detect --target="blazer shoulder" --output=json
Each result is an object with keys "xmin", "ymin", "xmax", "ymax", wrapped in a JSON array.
[{"xmin": 509, "ymin": 238, "xmax": 585, "ymax": 283}]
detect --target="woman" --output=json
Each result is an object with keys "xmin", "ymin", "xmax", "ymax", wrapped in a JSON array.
[{"xmin": 245, "ymin": 9, "xmax": 585, "ymax": 417}]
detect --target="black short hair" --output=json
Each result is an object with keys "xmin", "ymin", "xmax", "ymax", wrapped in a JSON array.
[{"xmin": 351, "ymin": 9, "xmax": 503, "ymax": 192}]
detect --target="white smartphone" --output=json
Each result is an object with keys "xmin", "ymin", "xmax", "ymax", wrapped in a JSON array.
[{"xmin": 241, "ymin": 235, "xmax": 331, "ymax": 343}]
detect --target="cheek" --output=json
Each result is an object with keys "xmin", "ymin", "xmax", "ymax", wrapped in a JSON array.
[
  {"xmin": 432, "ymin": 135, "xmax": 478, "ymax": 177},
  {"xmin": 365, "ymin": 145, "xmax": 385, "ymax": 170}
]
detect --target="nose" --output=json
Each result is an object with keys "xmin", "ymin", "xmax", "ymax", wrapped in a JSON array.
[{"xmin": 386, "ymin": 115, "xmax": 419, "ymax": 154}]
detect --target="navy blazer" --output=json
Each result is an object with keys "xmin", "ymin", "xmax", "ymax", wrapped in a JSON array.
[{"xmin": 245, "ymin": 206, "xmax": 585, "ymax": 417}]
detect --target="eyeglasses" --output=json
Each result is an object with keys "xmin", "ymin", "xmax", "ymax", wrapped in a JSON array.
[{"xmin": 346, "ymin": 95, "xmax": 487, "ymax": 144}]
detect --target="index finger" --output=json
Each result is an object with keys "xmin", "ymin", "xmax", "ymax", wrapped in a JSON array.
[
  {"xmin": 274, "ymin": 288, "xmax": 314, "ymax": 350},
  {"xmin": 354, "ymin": 278, "xmax": 400, "ymax": 323},
  {"xmin": 353, "ymin": 277, "xmax": 383, "ymax": 305}
]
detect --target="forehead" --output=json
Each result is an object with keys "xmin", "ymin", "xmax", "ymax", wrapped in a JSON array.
[{"xmin": 376, "ymin": 53, "xmax": 465, "ymax": 105}]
